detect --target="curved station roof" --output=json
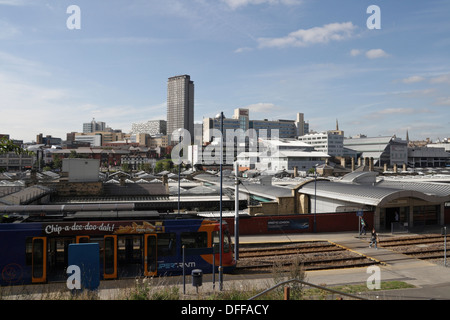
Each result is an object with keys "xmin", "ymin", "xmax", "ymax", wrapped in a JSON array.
[{"xmin": 297, "ymin": 172, "xmax": 450, "ymax": 208}]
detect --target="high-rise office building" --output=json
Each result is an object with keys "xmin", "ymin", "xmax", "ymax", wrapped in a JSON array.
[
  {"xmin": 167, "ymin": 75, "xmax": 194, "ymax": 144},
  {"xmin": 203, "ymin": 109, "xmax": 308, "ymax": 144},
  {"xmin": 130, "ymin": 120, "xmax": 167, "ymax": 136},
  {"xmin": 83, "ymin": 118, "xmax": 106, "ymax": 133}
]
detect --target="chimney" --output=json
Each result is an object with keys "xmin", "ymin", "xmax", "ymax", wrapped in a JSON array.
[{"xmin": 162, "ymin": 174, "xmax": 169, "ymax": 193}]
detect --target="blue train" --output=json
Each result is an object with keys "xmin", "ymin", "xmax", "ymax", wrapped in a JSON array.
[{"xmin": 0, "ymin": 216, "xmax": 236, "ymax": 286}]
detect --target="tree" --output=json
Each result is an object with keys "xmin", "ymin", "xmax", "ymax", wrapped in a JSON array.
[
  {"xmin": 121, "ymin": 163, "xmax": 130, "ymax": 172},
  {"xmin": 0, "ymin": 136, "xmax": 34, "ymax": 172},
  {"xmin": 0, "ymin": 136, "xmax": 32, "ymax": 155},
  {"xmin": 69, "ymin": 150, "xmax": 78, "ymax": 158},
  {"xmin": 52, "ymin": 155, "xmax": 62, "ymax": 170},
  {"xmin": 138, "ymin": 163, "xmax": 152, "ymax": 172},
  {"xmin": 155, "ymin": 159, "xmax": 173, "ymax": 173}
]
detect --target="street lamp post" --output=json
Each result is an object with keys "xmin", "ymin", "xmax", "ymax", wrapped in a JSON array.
[
  {"xmin": 314, "ymin": 164, "xmax": 318, "ymax": 233},
  {"xmin": 178, "ymin": 160, "xmax": 181, "ymax": 215},
  {"xmin": 215, "ymin": 111, "xmax": 224, "ymax": 290},
  {"xmin": 234, "ymin": 161, "xmax": 239, "ymax": 261},
  {"xmin": 443, "ymin": 226, "xmax": 447, "ymax": 267},
  {"xmin": 177, "ymin": 129, "xmax": 182, "ymax": 215}
]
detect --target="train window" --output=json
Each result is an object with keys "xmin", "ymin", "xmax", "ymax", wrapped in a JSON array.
[
  {"xmin": 212, "ymin": 231, "xmax": 230, "ymax": 253},
  {"xmin": 89, "ymin": 237, "xmax": 104, "ymax": 266},
  {"xmin": 118, "ymin": 235, "xmax": 143, "ymax": 265},
  {"xmin": 49, "ymin": 238, "xmax": 74, "ymax": 269},
  {"xmin": 212, "ymin": 231, "xmax": 219, "ymax": 253},
  {"xmin": 26, "ymin": 238, "xmax": 33, "ymax": 265},
  {"xmin": 146, "ymin": 235, "xmax": 157, "ymax": 274},
  {"xmin": 223, "ymin": 230, "xmax": 230, "ymax": 254},
  {"xmin": 181, "ymin": 232, "xmax": 207, "ymax": 250},
  {"xmin": 76, "ymin": 236, "xmax": 90, "ymax": 243},
  {"xmin": 32, "ymin": 238, "xmax": 45, "ymax": 279},
  {"xmin": 157, "ymin": 233, "xmax": 176, "ymax": 256},
  {"xmin": 104, "ymin": 237, "xmax": 116, "ymax": 276}
]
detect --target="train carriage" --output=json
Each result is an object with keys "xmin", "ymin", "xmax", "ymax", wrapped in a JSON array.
[{"xmin": 0, "ymin": 217, "xmax": 235, "ymax": 286}]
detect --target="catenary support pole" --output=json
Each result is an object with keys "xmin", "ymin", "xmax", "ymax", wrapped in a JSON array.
[{"xmin": 234, "ymin": 161, "xmax": 239, "ymax": 261}]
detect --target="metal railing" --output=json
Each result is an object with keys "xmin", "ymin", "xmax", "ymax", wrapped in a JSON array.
[
  {"xmin": 391, "ymin": 222, "xmax": 409, "ymax": 234},
  {"xmin": 248, "ymin": 279, "xmax": 367, "ymax": 300}
]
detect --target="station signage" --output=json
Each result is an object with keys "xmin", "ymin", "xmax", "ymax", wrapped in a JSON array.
[{"xmin": 267, "ymin": 218, "xmax": 309, "ymax": 231}]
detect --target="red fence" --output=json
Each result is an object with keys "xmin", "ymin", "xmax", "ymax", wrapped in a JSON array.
[{"xmin": 224, "ymin": 211, "xmax": 375, "ymax": 235}]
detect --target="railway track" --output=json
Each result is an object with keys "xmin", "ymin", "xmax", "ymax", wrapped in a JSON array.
[
  {"xmin": 235, "ymin": 234, "xmax": 450, "ymax": 274},
  {"xmin": 238, "ymin": 242, "xmax": 344, "ymax": 258},
  {"xmin": 235, "ymin": 241, "xmax": 379, "ymax": 273},
  {"xmin": 379, "ymin": 235, "xmax": 445, "ymax": 247},
  {"xmin": 379, "ymin": 234, "xmax": 449, "ymax": 261}
]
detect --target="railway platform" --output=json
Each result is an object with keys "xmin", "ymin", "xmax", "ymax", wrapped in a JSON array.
[{"xmin": 235, "ymin": 230, "xmax": 450, "ymax": 300}]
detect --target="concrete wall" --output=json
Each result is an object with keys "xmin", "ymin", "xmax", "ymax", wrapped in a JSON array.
[
  {"xmin": 56, "ymin": 181, "xmax": 103, "ymax": 196},
  {"xmin": 248, "ymin": 196, "xmax": 296, "ymax": 215},
  {"xmin": 62, "ymin": 158, "xmax": 100, "ymax": 182}
]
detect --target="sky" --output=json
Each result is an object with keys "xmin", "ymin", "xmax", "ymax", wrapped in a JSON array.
[{"xmin": 0, "ymin": 0, "xmax": 449, "ymax": 143}]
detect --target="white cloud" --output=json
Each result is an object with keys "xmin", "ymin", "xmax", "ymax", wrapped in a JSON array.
[
  {"xmin": 244, "ymin": 102, "xmax": 278, "ymax": 113},
  {"xmin": 0, "ymin": 20, "xmax": 20, "ymax": 39},
  {"xmin": 0, "ymin": 73, "xmax": 73, "ymax": 141},
  {"xmin": 0, "ymin": 69, "xmax": 159, "ymax": 141},
  {"xmin": 365, "ymin": 48, "xmax": 389, "ymax": 59},
  {"xmin": 402, "ymin": 75, "xmax": 425, "ymax": 84},
  {"xmin": 350, "ymin": 49, "xmax": 361, "ymax": 56},
  {"xmin": 234, "ymin": 47, "xmax": 253, "ymax": 53},
  {"xmin": 0, "ymin": 51, "xmax": 47, "ymax": 76},
  {"xmin": 430, "ymin": 74, "xmax": 450, "ymax": 84},
  {"xmin": 258, "ymin": 22, "xmax": 356, "ymax": 48},
  {"xmin": 223, "ymin": 0, "xmax": 301, "ymax": 10},
  {"xmin": 435, "ymin": 97, "xmax": 450, "ymax": 106},
  {"xmin": 350, "ymin": 49, "xmax": 390, "ymax": 59},
  {"xmin": 367, "ymin": 107, "xmax": 431, "ymax": 119},
  {"xmin": 77, "ymin": 37, "xmax": 170, "ymax": 46},
  {"xmin": 0, "ymin": 0, "xmax": 27, "ymax": 5}
]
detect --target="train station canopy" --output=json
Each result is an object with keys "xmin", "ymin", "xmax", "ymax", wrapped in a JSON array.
[{"xmin": 297, "ymin": 171, "xmax": 450, "ymax": 208}]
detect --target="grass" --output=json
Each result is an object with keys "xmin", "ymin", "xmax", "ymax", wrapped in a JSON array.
[
  {"xmin": 301, "ymin": 281, "xmax": 416, "ymax": 300},
  {"xmin": 0, "ymin": 278, "xmax": 415, "ymax": 300},
  {"xmin": 0, "ymin": 262, "xmax": 416, "ymax": 301},
  {"xmin": 205, "ymin": 280, "xmax": 415, "ymax": 300}
]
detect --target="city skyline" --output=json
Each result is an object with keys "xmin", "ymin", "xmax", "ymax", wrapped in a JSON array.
[{"xmin": 1, "ymin": 1, "xmax": 449, "ymax": 143}]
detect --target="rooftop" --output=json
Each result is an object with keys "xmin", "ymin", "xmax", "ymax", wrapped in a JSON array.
[{"xmin": 297, "ymin": 171, "xmax": 450, "ymax": 207}]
